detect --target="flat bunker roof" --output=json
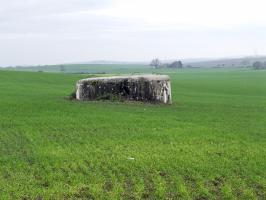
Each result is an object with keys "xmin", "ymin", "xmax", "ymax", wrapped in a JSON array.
[{"xmin": 78, "ymin": 75, "xmax": 170, "ymax": 83}]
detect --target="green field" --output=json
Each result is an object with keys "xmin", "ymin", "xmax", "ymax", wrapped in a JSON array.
[
  {"xmin": 3, "ymin": 63, "xmax": 201, "ymax": 74},
  {"xmin": 4, "ymin": 64, "xmax": 152, "ymax": 74},
  {"xmin": 0, "ymin": 68, "xmax": 265, "ymax": 199}
]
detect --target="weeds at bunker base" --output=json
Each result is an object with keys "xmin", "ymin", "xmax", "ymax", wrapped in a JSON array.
[{"xmin": 76, "ymin": 75, "xmax": 172, "ymax": 104}]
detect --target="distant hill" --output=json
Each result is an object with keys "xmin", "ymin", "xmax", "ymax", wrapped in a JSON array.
[
  {"xmin": 184, "ymin": 56, "xmax": 266, "ymax": 68},
  {"xmin": 67, "ymin": 60, "xmax": 148, "ymax": 65},
  {"xmin": 3, "ymin": 56, "xmax": 266, "ymax": 71}
]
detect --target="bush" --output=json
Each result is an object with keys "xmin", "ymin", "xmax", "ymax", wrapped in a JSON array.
[{"xmin": 68, "ymin": 91, "xmax": 76, "ymax": 100}]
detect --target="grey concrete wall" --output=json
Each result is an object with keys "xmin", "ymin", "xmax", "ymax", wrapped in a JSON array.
[{"xmin": 76, "ymin": 75, "xmax": 171, "ymax": 104}]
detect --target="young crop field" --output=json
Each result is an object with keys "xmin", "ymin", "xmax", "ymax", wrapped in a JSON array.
[{"xmin": 0, "ymin": 69, "xmax": 265, "ymax": 199}]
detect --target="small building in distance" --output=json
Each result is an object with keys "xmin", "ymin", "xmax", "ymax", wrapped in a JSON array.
[
  {"xmin": 168, "ymin": 61, "xmax": 183, "ymax": 68},
  {"xmin": 76, "ymin": 75, "xmax": 172, "ymax": 104}
]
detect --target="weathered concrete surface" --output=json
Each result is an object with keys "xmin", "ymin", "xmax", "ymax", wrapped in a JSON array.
[{"xmin": 76, "ymin": 75, "xmax": 172, "ymax": 104}]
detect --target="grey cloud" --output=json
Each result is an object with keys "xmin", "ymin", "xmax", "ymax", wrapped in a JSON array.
[{"xmin": 0, "ymin": 0, "xmax": 265, "ymax": 66}]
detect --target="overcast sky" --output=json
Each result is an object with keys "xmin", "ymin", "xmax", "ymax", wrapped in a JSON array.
[{"xmin": 1, "ymin": 0, "xmax": 266, "ymax": 66}]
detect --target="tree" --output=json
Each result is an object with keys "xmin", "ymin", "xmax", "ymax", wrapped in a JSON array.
[
  {"xmin": 150, "ymin": 58, "xmax": 161, "ymax": 68},
  {"xmin": 168, "ymin": 60, "xmax": 183, "ymax": 69},
  {"xmin": 252, "ymin": 61, "xmax": 263, "ymax": 70},
  {"xmin": 60, "ymin": 65, "xmax": 65, "ymax": 72},
  {"xmin": 264, "ymin": 61, "xmax": 266, "ymax": 68}
]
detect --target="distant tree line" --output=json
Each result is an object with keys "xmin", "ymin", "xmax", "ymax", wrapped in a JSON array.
[
  {"xmin": 252, "ymin": 61, "xmax": 266, "ymax": 70},
  {"xmin": 150, "ymin": 58, "xmax": 183, "ymax": 69},
  {"xmin": 150, "ymin": 58, "xmax": 161, "ymax": 68}
]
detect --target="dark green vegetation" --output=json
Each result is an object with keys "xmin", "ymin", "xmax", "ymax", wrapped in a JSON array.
[{"xmin": 0, "ymin": 69, "xmax": 265, "ymax": 199}]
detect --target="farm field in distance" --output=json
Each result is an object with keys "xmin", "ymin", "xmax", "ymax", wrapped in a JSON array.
[
  {"xmin": 0, "ymin": 68, "xmax": 265, "ymax": 199},
  {"xmin": 3, "ymin": 64, "xmax": 153, "ymax": 74}
]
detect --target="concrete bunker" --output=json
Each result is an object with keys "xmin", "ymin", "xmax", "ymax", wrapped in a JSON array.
[{"xmin": 76, "ymin": 75, "xmax": 172, "ymax": 104}]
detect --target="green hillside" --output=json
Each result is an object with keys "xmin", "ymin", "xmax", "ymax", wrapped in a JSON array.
[{"xmin": 0, "ymin": 69, "xmax": 265, "ymax": 199}]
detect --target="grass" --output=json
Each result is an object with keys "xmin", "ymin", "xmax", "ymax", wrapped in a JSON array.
[
  {"xmin": 0, "ymin": 69, "xmax": 265, "ymax": 199},
  {"xmin": 2, "ymin": 64, "xmax": 153, "ymax": 74}
]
